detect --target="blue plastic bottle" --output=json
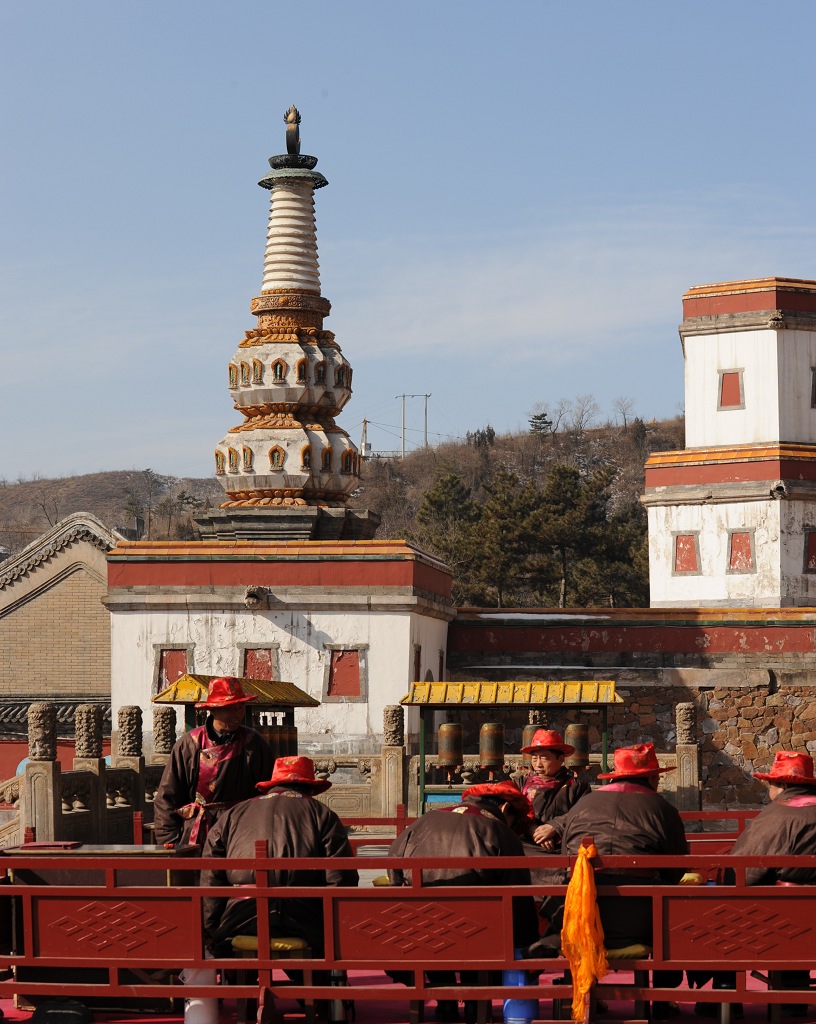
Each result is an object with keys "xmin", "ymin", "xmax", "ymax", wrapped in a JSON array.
[{"xmin": 503, "ymin": 949, "xmax": 538, "ymax": 1024}]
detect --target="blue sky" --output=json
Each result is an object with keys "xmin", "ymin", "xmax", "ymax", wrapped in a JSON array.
[{"xmin": 3, "ymin": 1, "xmax": 816, "ymax": 478}]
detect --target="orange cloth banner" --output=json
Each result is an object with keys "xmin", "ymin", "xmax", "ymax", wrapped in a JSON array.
[{"xmin": 561, "ymin": 840, "xmax": 608, "ymax": 1021}]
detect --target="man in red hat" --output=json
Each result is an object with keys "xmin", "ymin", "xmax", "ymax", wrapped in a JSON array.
[
  {"xmin": 153, "ymin": 677, "xmax": 273, "ymax": 848},
  {"xmin": 730, "ymin": 750, "xmax": 816, "ymax": 883},
  {"xmin": 200, "ymin": 755, "xmax": 357, "ymax": 957},
  {"xmin": 553, "ymin": 743, "xmax": 688, "ymax": 1019},
  {"xmin": 559, "ymin": 743, "xmax": 687, "ymax": 949},
  {"xmin": 725, "ymin": 750, "xmax": 816, "ymax": 1014},
  {"xmin": 519, "ymin": 729, "xmax": 591, "ymax": 851},
  {"xmin": 387, "ymin": 780, "xmax": 538, "ymax": 1023}
]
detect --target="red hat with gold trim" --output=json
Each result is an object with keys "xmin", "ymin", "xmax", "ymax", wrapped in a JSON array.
[
  {"xmin": 195, "ymin": 676, "xmax": 257, "ymax": 709},
  {"xmin": 462, "ymin": 780, "xmax": 534, "ymax": 824},
  {"xmin": 520, "ymin": 728, "xmax": 574, "ymax": 756},
  {"xmin": 596, "ymin": 742, "xmax": 675, "ymax": 780},
  {"xmin": 754, "ymin": 750, "xmax": 816, "ymax": 785},
  {"xmin": 257, "ymin": 755, "xmax": 332, "ymax": 794}
]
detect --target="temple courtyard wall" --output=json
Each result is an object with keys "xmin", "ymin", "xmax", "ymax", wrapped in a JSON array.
[{"xmin": 447, "ymin": 607, "xmax": 816, "ymax": 807}]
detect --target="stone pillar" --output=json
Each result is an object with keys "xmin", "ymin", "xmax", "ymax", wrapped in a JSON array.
[
  {"xmin": 72, "ymin": 703, "xmax": 107, "ymax": 843},
  {"xmin": 113, "ymin": 705, "xmax": 144, "ymax": 766},
  {"xmin": 381, "ymin": 705, "xmax": 405, "ymax": 817},
  {"xmin": 151, "ymin": 705, "xmax": 178, "ymax": 765},
  {"xmin": 112, "ymin": 705, "xmax": 145, "ymax": 825},
  {"xmin": 383, "ymin": 706, "xmax": 404, "ymax": 748},
  {"xmin": 74, "ymin": 704, "xmax": 104, "ymax": 762},
  {"xmin": 674, "ymin": 701, "xmax": 701, "ymax": 812},
  {"xmin": 22, "ymin": 702, "xmax": 61, "ymax": 842}
]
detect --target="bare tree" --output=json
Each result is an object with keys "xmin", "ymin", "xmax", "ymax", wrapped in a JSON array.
[
  {"xmin": 20, "ymin": 474, "xmax": 61, "ymax": 528},
  {"xmin": 612, "ymin": 396, "xmax": 635, "ymax": 430},
  {"xmin": 567, "ymin": 394, "xmax": 600, "ymax": 434}
]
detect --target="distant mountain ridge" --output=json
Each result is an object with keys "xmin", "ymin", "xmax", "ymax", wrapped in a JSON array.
[{"xmin": 0, "ymin": 470, "xmax": 223, "ymax": 558}]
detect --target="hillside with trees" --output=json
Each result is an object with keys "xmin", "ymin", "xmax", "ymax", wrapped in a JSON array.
[
  {"xmin": 0, "ymin": 470, "xmax": 222, "ymax": 557},
  {"xmin": 0, "ymin": 398, "xmax": 683, "ymax": 608},
  {"xmin": 349, "ymin": 400, "xmax": 684, "ymax": 608}
]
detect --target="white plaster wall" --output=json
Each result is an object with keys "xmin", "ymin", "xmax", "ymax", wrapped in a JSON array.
[
  {"xmin": 648, "ymin": 501, "xmax": 782, "ymax": 607},
  {"xmin": 777, "ymin": 330, "xmax": 816, "ymax": 443},
  {"xmin": 110, "ymin": 605, "xmax": 448, "ymax": 754},
  {"xmin": 778, "ymin": 501, "xmax": 816, "ymax": 605},
  {"xmin": 684, "ymin": 330, "xmax": 780, "ymax": 448}
]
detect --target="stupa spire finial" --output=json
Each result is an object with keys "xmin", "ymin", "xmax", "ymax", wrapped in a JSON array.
[{"xmin": 285, "ymin": 105, "xmax": 301, "ymax": 155}]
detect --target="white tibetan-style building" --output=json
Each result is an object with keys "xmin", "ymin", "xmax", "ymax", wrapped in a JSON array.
[
  {"xmin": 106, "ymin": 538, "xmax": 453, "ymax": 755},
  {"xmin": 644, "ymin": 277, "xmax": 816, "ymax": 607}
]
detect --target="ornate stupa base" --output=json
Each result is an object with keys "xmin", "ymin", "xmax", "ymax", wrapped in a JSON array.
[{"xmin": 194, "ymin": 505, "xmax": 380, "ymax": 541}]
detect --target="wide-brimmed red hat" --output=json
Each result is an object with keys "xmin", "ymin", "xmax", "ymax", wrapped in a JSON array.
[
  {"xmin": 257, "ymin": 755, "xmax": 332, "ymax": 794},
  {"xmin": 462, "ymin": 780, "xmax": 534, "ymax": 824},
  {"xmin": 754, "ymin": 751, "xmax": 816, "ymax": 785},
  {"xmin": 195, "ymin": 676, "xmax": 257, "ymax": 709},
  {"xmin": 597, "ymin": 742, "xmax": 675, "ymax": 780},
  {"xmin": 520, "ymin": 728, "xmax": 574, "ymax": 756}
]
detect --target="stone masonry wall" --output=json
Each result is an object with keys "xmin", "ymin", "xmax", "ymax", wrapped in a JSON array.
[{"xmin": 0, "ymin": 568, "xmax": 110, "ymax": 696}]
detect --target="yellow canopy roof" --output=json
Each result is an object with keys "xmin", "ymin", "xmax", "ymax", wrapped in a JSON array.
[
  {"xmin": 153, "ymin": 674, "xmax": 319, "ymax": 708},
  {"xmin": 400, "ymin": 680, "xmax": 622, "ymax": 707}
]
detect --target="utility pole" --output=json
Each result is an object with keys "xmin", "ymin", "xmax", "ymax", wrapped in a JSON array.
[{"xmin": 395, "ymin": 393, "xmax": 432, "ymax": 457}]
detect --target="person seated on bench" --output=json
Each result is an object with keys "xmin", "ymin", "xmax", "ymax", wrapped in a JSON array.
[
  {"xmin": 514, "ymin": 729, "xmax": 592, "ymax": 946},
  {"xmin": 727, "ymin": 750, "xmax": 816, "ymax": 1015},
  {"xmin": 153, "ymin": 677, "xmax": 273, "ymax": 849},
  {"xmin": 532, "ymin": 743, "xmax": 686, "ymax": 1018},
  {"xmin": 388, "ymin": 780, "xmax": 539, "ymax": 1024},
  {"xmin": 517, "ymin": 729, "xmax": 591, "ymax": 853},
  {"xmin": 200, "ymin": 755, "xmax": 358, "ymax": 958}
]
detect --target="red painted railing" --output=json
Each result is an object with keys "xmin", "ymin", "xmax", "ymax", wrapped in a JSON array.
[{"xmin": 1, "ymin": 842, "xmax": 815, "ymax": 1018}]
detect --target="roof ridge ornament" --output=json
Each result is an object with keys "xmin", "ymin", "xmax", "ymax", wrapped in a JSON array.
[{"xmin": 285, "ymin": 104, "xmax": 301, "ymax": 155}]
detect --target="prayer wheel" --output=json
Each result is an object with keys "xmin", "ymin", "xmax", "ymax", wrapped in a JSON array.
[
  {"xmin": 280, "ymin": 724, "xmax": 297, "ymax": 755},
  {"xmin": 479, "ymin": 722, "xmax": 505, "ymax": 767},
  {"xmin": 437, "ymin": 723, "xmax": 463, "ymax": 767},
  {"xmin": 256, "ymin": 725, "xmax": 281, "ymax": 758},
  {"xmin": 564, "ymin": 723, "xmax": 589, "ymax": 769},
  {"xmin": 521, "ymin": 723, "xmax": 538, "ymax": 765}
]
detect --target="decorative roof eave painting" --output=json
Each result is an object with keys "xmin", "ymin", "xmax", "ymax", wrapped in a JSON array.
[
  {"xmin": 400, "ymin": 681, "xmax": 623, "ymax": 707},
  {"xmin": 0, "ymin": 512, "xmax": 123, "ymax": 589},
  {"xmin": 153, "ymin": 673, "xmax": 319, "ymax": 708}
]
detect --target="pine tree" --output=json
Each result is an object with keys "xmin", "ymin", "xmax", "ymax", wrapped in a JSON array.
[
  {"xmin": 533, "ymin": 464, "xmax": 616, "ymax": 607},
  {"xmin": 468, "ymin": 467, "xmax": 538, "ymax": 607},
  {"xmin": 410, "ymin": 474, "xmax": 481, "ymax": 605}
]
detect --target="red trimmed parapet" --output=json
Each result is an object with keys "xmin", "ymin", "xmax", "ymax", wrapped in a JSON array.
[
  {"xmin": 448, "ymin": 607, "xmax": 816, "ymax": 663},
  {"xmin": 107, "ymin": 539, "xmax": 453, "ymax": 605},
  {"xmin": 682, "ymin": 277, "xmax": 816, "ymax": 319}
]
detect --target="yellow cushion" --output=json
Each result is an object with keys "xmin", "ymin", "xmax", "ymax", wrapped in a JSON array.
[
  {"xmin": 231, "ymin": 935, "xmax": 310, "ymax": 953},
  {"xmin": 605, "ymin": 943, "xmax": 652, "ymax": 959}
]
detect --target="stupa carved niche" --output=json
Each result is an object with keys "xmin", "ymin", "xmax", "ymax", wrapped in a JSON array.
[{"xmin": 211, "ymin": 107, "xmax": 365, "ymax": 517}]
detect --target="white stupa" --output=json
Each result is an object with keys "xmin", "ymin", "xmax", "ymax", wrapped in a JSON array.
[{"xmin": 198, "ymin": 107, "xmax": 378, "ymax": 540}]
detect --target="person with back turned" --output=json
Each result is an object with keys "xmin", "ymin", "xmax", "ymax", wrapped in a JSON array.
[
  {"xmin": 558, "ymin": 743, "xmax": 687, "ymax": 1020},
  {"xmin": 201, "ymin": 755, "xmax": 358, "ymax": 957},
  {"xmin": 186, "ymin": 757, "xmax": 356, "ymax": 1024},
  {"xmin": 388, "ymin": 779, "xmax": 538, "ymax": 1024},
  {"xmin": 725, "ymin": 750, "xmax": 816, "ymax": 1017}
]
